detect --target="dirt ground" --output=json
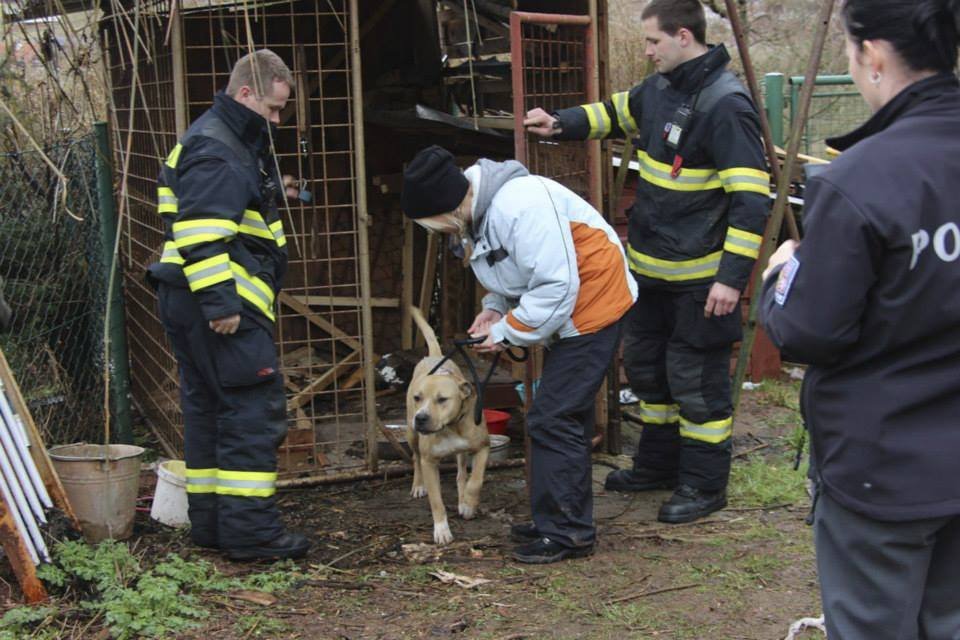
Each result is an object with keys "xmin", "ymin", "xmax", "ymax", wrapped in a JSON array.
[{"xmin": 22, "ymin": 379, "xmax": 826, "ymax": 640}]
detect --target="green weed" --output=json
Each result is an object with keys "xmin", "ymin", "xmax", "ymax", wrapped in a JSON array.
[
  {"xmin": 729, "ymin": 457, "xmax": 809, "ymax": 508},
  {"xmin": 3, "ymin": 540, "xmax": 304, "ymax": 639}
]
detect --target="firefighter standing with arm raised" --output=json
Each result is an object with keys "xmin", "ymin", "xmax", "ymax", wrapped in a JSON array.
[
  {"xmin": 525, "ymin": 0, "xmax": 769, "ymax": 523},
  {"xmin": 147, "ymin": 49, "xmax": 308, "ymax": 560}
]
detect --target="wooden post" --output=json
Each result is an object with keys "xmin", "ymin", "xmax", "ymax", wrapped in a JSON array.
[
  {"xmin": 401, "ymin": 216, "xmax": 414, "ymax": 349},
  {"xmin": 0, "ymin": 500, "xmax": 46, "ymax": 603}
]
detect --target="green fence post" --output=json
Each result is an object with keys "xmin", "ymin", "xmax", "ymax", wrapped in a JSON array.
[
  {"xmin": 764, "ymin": 73, "xmax": 785, "ymax": 148},
  {"xmin": 94, "ymin": 122, "xmax": 133, "ymax": 444}
]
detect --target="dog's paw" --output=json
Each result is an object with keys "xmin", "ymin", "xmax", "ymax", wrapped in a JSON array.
[
  {"xmin": 433, "ymin": 520, "xmax": 454, "ymax": 545},
  {"xmin": 458, "ymin": 503, "xmax": 476, "ymax": 520},
  {"xmin": 410, "ymin": 485, "xmax": 427, "ymax": 499}
]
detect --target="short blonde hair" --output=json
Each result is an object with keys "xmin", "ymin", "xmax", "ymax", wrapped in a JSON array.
[{"xmin": 226, "ymin": 49, "xmax": 293, "ymax": 97}]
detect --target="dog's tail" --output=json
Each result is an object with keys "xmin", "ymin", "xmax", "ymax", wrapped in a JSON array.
[{"xmin": 409, "ymin": 306, "xmax": 442, "ymax": 358}]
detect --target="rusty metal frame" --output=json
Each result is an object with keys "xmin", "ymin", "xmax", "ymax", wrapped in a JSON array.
[{"xmin": 510, "ymin": 11, "xmax": 601, "ymax": 210}]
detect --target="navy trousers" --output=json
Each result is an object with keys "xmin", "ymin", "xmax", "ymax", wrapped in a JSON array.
[{"xmin": 527, "ymin": 322, "xmax": 621, "ymax": 548}]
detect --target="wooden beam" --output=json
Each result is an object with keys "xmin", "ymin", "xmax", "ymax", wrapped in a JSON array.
[
  {"xmin": 401, "ymin": 217, "xmax": 414, "ymax": 349},
  {"xmin": 289, "ymin": 294, "xmax": 399, "ymax": 309},
  {"xmin": 0, "ymin": 347, "xmax": 79, "ymax": 530},
  {"xmin": 0, "ymin": 500, "xmax": 46, "ymax": 603},
  {"xmin": 287, "ymin": 350, "xmax": 361, "ymax": 411},
  {"xmin": 278, "ymin": 292, "xmax": 363, "ymax": 353}
]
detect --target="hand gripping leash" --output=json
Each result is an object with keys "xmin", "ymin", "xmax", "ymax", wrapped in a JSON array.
[{"xmin": 428, "ymin": 337, "xmax": 528, "ymax": 426}]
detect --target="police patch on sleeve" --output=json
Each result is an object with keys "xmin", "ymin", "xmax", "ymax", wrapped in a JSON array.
[{"xmin": 774, "ymin": 256, "xmax": 800, "ymax": 306}]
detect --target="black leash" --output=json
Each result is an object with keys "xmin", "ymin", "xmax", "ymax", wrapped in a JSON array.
[{"xmin": 428, "ymin": 336, "xmax": 528, "ymax": 426}]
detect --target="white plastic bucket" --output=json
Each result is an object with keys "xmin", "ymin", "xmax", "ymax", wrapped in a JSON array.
[{"xmin": 149, "ymin": 460, "xmax": 189, "ymax": 527}]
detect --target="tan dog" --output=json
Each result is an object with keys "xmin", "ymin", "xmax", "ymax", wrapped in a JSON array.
[{"xmin": 407, "ymin": 307, "xmax": 490, "ymax": 545}]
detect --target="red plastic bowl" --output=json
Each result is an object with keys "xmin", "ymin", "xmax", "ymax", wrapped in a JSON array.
[{"xmin": 483, "ymin": 409, "xmax": 510, "ymax": 435}]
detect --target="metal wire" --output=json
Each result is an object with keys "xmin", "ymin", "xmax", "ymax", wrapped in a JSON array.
[{"xmin": 0, "ymin": 136, "xmax": 107, "ymax": 446}]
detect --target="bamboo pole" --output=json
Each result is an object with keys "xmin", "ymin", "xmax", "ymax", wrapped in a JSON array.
[
  {"xmin": 731, "ymin": 0, "xmax": 838, "ymax": 410},
  {"xmin": 277, "ymin": 457, "xmax": 526, "ymax": 489}
]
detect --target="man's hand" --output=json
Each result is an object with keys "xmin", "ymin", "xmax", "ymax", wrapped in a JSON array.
[
  {"xmin": 282, "ymin": 174, "xmax": 300, "ymax": 200},
  {"xmin": 468, "ymin": 309, "xmax": 503, "ymax": 337},
  {"xmin": 762, "ymin": 240, "xmax": 799, "ymax": 281},
  {"xmin": 704, "ymin": 282, "xmax": 741, "ymax": 318},
  {"xmin": 472, "ymin": 333, "xmax": 507, "ymax": 354},
  {"xmin": 209, "ymin": 314, "xmax": 241, "ymax": 335},
  {"xmin": 523, "ymin": 108, "xmax": 560, "ymax": 137}
]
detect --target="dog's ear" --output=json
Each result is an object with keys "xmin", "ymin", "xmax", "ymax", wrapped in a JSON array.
[{"xmin": 459, "ymin": 381, "xmax": 473, "ymax": 400}]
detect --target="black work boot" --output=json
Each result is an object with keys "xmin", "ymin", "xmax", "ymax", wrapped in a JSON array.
[
  {"xmin": 511, "ymin": 537, "xmax": 594, "ymax": 564},
  {"xmin": 509, "ymin": 521, "xmax": 539, "ymax": 543},
  {"xmin": 604, "ymin": 467, "xmax": 678, "ymax": 492},
  {"xmin": 657, "ymin": 484, "xmax": 727, "ymax": 523},
  {"xmin": 226, "ymin": 532, "xmax": 310, "ymax": 561}
]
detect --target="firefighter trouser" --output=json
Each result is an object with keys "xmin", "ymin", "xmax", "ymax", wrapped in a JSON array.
[
  {"xmin": 622, "ymin": 286, "xmax": 740, "ymax": 492},
  {"xmin": 814, "ymin": 490, "xmax": 960, "ymax": 640},
  {"xmin": 528, "ymin": 321, "xmax": 621, "ymax": 548},
  {"xmin": 157, "ymin": 284, "xmax": 287, "ymax": 549}
]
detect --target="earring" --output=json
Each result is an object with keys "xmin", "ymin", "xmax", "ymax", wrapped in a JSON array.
[{"xmin": 870, "ymin": 71, "xmax": 882, "ymax": 85}]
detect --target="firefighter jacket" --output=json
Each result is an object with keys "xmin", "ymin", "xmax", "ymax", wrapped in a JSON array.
[
  {"xmin": 147, "ymin": 92, "xmax": 288, "ymax": 325},
  {"xmin": 462, "ymin": 159, "xmax": 637, "ymax": 347},
  {"xmin": 759, "ymin": 74, "xmax": 960, "ymax": 521},
  {"xmin": 553, "ymin": 45, "xmax": 769, "ymax": 292}
]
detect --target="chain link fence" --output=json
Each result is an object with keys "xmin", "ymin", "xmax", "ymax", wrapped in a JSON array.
[{"xmin": 0, "ymin": 132, "xmax": 110, "ymax": 446}]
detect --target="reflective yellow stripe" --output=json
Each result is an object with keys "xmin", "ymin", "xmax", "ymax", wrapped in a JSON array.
[
  {"xmin": 581, "ymin": 103, "xmax": 612, "ymax": 139},
  {"xmin": 724, "ymin": 227, "xmax": 763, "ymax": 260},
  {"xmin": 230, "ymin": 261, "xmax": 276, "ymax": 322},
  {"xmin": 183, "ymin": 253, "xmax": 233, "ymax": 291},
  {"xmin": 269, "ymin": 220, "xmax": 286, "ymax": 247},
  {"xmin": 239, "ymin": 209, "xmax": 274, "ymax": 240},
  {"xmin": 185, "ymin": 467, "xmax": 217, "ymax": 494},
  {"xmin": 639, "ymin": 401, "xmax": 679, "ymax": 425},
  {"xmin": 612, "ymin": 91, "xmax": 639, "ymax": 135},
  {"xmin": 637, "ymin": 151, "xmax": 723, "ymax": 192},
  {"xmin": 165, "ymin": 144, "xmax": 183, "ymax": 169},
  {"xmin": 717, "ymin": 167, "xmax": 770, "ymax": 195},
  {"xmin": 679, "ymin": 416, "xmax": 733, "ymax": 444},
  {"xmin": 157, "ymin": 187, "xmax": 178, "ymax": 214},
  {"xmin": 172, "ymin": 218, "xmax": 239, "ymax": 248},
  {"xmin": 627, "ymin": 245, "xmax": 722, "ymax": 282},
  {"xmin": 216, "ymin": 469, "xmax": 277, "ymax": 498},
  {"xmin": 160, "ymin": 240, "xmax": 184, "ymax": 265}
]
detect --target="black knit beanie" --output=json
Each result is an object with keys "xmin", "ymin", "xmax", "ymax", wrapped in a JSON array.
[{"xmin": 401, "ymin": 145, "xmax": 469, "ymax": 219}]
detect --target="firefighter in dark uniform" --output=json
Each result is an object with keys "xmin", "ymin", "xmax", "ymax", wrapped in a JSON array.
[
  {"xmin": 760, "ymin": 1, "xmax": 960, "ymax": 637},
  {"xmin": 147, "ymin": 49, "xmax": 308, "ymax": 560},
  {"xmin": 525, "ymin": 0, "xmax": 769, "ymax": 522}
]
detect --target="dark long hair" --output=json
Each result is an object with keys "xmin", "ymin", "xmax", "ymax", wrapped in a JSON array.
[{"xmin": 842, "ymin": 0, "xmax": 960, "ymax": 73}]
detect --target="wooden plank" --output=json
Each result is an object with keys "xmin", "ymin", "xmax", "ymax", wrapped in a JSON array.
[
  {"xmin": 401, "ymin": 217, "xmax": 414, "ymax": 349},
  {"xmin": 278, "ymin": 292, "xmax": 363, "ymax": 353},
  {"xmin": 287, "ymin": 350, "xmax": 361, "ymax": 411},
  {"xmin": 0, "ymin": 347, "xmax": 79, "ymax": 530},
  {"xmin": 289, "ymin": 294, "xmax": 398, "ymax": 309},
  {"xmin": 0, "ymin": 499, "xmax": 46, "ymax": 603}
]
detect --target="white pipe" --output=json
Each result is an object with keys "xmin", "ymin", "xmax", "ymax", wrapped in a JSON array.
[
  {"xmin": 0, "ymin": 418, "xmax": 46, "ymax": 525},
  {"xmin": 0, "ymin": 384, "xmax": 29, "ymax": 449},
  {"xmin": 0, "ymin": 463, "xmax": 40, "ymax": 565},
  {"xmin": 0, "ymin": 390, "xmax": 52, "ymax": 509}
]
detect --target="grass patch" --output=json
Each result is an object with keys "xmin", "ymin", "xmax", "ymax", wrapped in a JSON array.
[
  {"xmin": 0, "ymin": 540, "xmax": 304, "ymax": 639},
  {"xmin": 729, "ymin": 456, "xmax": 809, "ymax": 508}
]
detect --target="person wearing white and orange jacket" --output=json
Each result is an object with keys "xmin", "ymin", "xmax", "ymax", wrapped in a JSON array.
[{"xmin": 401, "ymin": 145, "xmax": 637, "ymax": 564}]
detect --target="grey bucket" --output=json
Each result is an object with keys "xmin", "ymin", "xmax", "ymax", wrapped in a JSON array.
[{"xmin": 48, "ymin": 443, "xmax": 145, "ymax": 542}]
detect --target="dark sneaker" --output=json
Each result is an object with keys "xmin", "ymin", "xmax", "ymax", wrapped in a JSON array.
[
  {"xmin": 603, "ymin": 467, "xmax": 678, "ymax": 492},
  {"xmin": 509, "ymin": 521, "xmax": 539, "ymax": 543},
  {"xmin": 225, "ymin": 532, "xmax": 310, "ymax": 561},
  {"xmin": 511, "ymin": 537, "xmax": 594, "ymax": 564},
  {"xmin": 657, "ymin": 484, "xmax": 727, "ymax": 523}
]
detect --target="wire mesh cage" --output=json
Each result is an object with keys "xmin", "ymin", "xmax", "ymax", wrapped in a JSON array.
[
  {"xmin": 789, "ymin": 76, "xmax": 872, "ymax": 158},
  {"xmin": 0, "ymin": 135, "xmax": 108, "ymax": 446},
  {"xmin": 102, "ymin": 0, "xmax": 374, "ymax": 479}
]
